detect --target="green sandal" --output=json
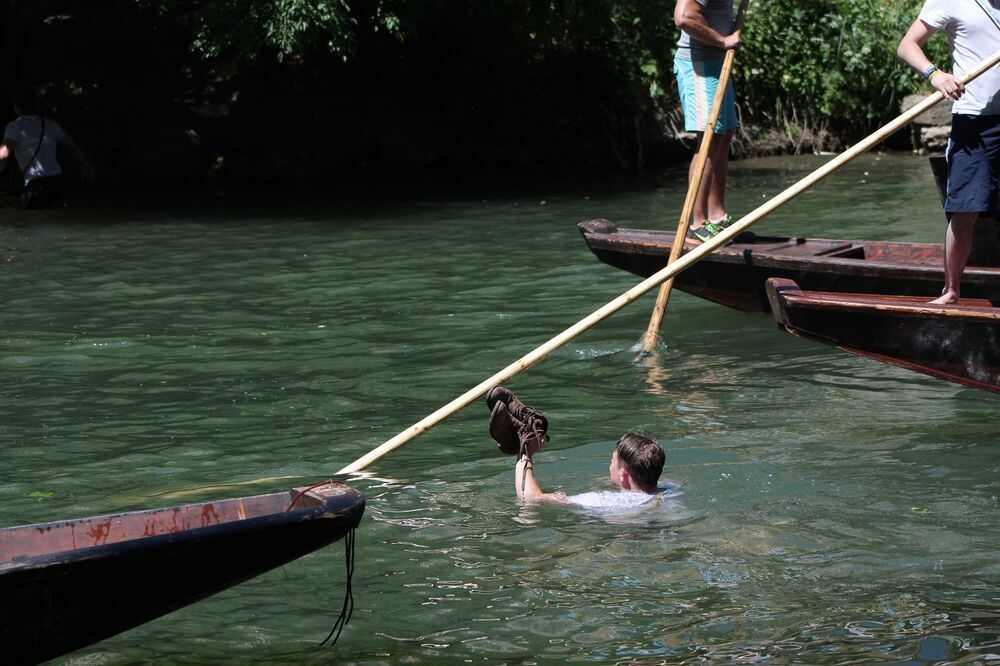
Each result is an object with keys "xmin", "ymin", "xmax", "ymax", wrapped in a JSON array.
[
  {"xmin": 690, "ymin": 220, "xmax": 725, "ymax": 242},
  {"xmin": 708, "ymin": 214, "xmax": 734, "ymax": 230}
]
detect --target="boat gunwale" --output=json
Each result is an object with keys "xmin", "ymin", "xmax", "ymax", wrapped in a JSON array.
[
  {"xmin": 0, "ymin": 487, "xmax": 365, "ymax": 572},
  {"xmin": 775, "ymin": 290, "xmax": 1000, "ymax": 320},
  {"xmin": 580, "ymin": 225, "xmax": 1000, "ymax": 278}
]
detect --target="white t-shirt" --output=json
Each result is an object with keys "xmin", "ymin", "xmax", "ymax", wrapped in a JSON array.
[
  {"xmin": 568, "ymin": 485, "xmax": 680, "ymax": 512},
  {"xmin": 919, "ymin": 0, "xmax": 1000, "ymax": 115},
  {"xmin": 3, "ymin": 115, "xmax": 66, "ymax": 182}
]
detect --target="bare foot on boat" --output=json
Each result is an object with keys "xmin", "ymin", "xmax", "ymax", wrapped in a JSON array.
[{"xmin": 927, "ymin": 291, "xmax": 959, "ymax": 305}]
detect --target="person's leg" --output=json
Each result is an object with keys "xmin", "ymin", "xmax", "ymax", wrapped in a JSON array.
[
  {"xmin": 930, "ymin": 212, "xmax": 977, "ymax": 304},
  {"xmin": 690, "ymin": 132, "xmax": 711, "ymax": 224},
  {"xmin": 938, "ymin": 115, "xmax": 993, "ymax": 304},
  {"xmin": 984, "ymin": 117, "xmax": 1000, "ymax": 255},
  {"xmin": 693, "ymin": 72, "xmax": 738, "ymax": 237},
  {"xmin": 706, "ymin": 128, "xmax": 735, "ymax": 221},
  {"xmin": 707, "ymin": 77, "xmax": 739, "ymax": 226},
  {"xmin": 674, "ymin": 56, "xmax": 718, "ymax": 233}
]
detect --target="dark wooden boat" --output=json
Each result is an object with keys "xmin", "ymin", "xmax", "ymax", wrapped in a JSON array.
[
  {"xmin": 766, "ymin": 277, "xmax": 1000, "ymax": 393},
  {"xmin": 579, "ymin": 218, "xmax": 1000, "ymax": 313},
  {"xmin": 578, "ymin": 156, "xmax": 1000, "ymax": 313},
  {"xmin": 0, "ymin": 482, "xmax": 365, "ymax": 664}
]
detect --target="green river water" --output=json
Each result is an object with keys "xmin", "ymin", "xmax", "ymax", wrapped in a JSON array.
[{"xmin": 2, "ymin": 154, "xmax": 999, "ymax": 664}]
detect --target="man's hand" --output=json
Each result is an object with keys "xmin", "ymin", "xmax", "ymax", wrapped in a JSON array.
[
  {"xmin": 723, "ymin": 33, "xmax": 741, "ymax": 51},
  {"xmin": 0, "ymin": 140, "xmax": 11, "ymax": 174},
  {"xmin": 931, "ymin": 72, "xmax": 965, "ymax": 101}
]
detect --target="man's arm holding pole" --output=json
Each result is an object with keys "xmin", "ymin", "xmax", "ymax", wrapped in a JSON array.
[
  {"xmin": 674, "ymin": 0, "xmax": 741, "ymax": 50},
  {"xmin": 897, "ymin": 19, "xmax": 964, "ymax": 101}
]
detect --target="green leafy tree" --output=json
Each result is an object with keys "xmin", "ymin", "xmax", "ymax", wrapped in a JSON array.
[
  {"xmin": 740, "ymin": 0, "xmax": 952, "ymax": 137},
  {"xmin": 134, "ymin": 0, "xmax": 957, "ymax": 168}
]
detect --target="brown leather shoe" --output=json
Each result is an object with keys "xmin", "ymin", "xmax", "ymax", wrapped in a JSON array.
[
  {"xmin": 488, "ymin": 401, "xmax": 548, "ymax": 457},
  {"xmin": 488, "ymin": 401, "xmax": 520, "ymax": 455},
  {"xmin": 485, "ymin": 386, "xmax": 549, "ymax": 434}
]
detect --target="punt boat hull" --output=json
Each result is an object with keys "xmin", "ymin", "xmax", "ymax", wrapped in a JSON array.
[
  {"xmin": 766, "ymin": 277, "xmax": 1000, "ymax": 393},
  {"xmin": 0, "ymin": 482, "xmax": 365, "ymax": 664}
]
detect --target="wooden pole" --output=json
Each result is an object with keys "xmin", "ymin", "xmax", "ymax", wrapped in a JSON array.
[
  {"xmin": 337, "ymin": 49, "xmax": 1000, "ymax": 475},
  {"xmin": 639, "ymin": 0, "xmax": 749, "ymax": 356}
]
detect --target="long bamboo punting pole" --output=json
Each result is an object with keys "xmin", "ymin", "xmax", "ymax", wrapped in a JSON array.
[
  {"xmin": 639, "ymin": 0, "xmax": 750, "ymax": 356},
  {"xmin": 337, "ymin": 49, "xmax": 1000, "ymax": 475}
]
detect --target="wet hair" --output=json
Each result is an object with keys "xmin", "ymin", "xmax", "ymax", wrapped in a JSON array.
[
  {"xmin": 13, "ymin": 89, "xmax": 40, "ymax": 116},
  {"xmin": 615, "ymin": 431, "xmax": 664, "ymax": 491}
]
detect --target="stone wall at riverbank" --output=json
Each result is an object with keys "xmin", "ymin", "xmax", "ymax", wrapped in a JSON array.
[{"xmin": 901, "ymin": 94, "xmax": 953, "ymax": 152}]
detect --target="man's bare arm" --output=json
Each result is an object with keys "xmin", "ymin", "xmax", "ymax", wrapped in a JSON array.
[
  {"xmin": 674, "ymin": 0, "xmax": 740, "ymax": 51},
  {"xmin": 897, "ymin": 18, "xmax": 964, "ymax": 101},
  {"xmin": 515, "ymin": 454, "xmax": 569, "ymax": 503}
]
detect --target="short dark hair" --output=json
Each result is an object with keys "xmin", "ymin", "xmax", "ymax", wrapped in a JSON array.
[{"xmin": 615, "ymin": 432, "xmax": 664, "ymax": 491}]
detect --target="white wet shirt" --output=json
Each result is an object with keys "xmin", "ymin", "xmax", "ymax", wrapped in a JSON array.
[
  {"xmin": 919, "ymin": 0, "xmax": 1000, "ymax": 116},
  {"xmin": 569, "ymin": 485, "xmax": 680, "ymax": 512}
]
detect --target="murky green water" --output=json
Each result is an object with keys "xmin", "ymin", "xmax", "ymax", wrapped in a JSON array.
[{"xmin": 3, "ymin": 154, "xmax": 1000, "ymax": 664}]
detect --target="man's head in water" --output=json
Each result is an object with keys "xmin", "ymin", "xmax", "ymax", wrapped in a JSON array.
[{"xmin": 609, "ymin": 432, "xmax": 664, "ymax": 493}]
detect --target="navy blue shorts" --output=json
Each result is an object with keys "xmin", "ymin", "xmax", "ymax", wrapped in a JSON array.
[{"xmin": 945, "ymin": 114, "xmax": 1000, "ymax": 214}]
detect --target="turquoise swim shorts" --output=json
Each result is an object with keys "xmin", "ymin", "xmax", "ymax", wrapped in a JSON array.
[{"xmin": 673, "ymin": 56, "xmax": 739, "ymax": 134}]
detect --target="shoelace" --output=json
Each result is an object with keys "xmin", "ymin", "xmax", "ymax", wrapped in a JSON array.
[{"xmin": 518, "ymin": 416, "xmax": 548, "ymax": 493}]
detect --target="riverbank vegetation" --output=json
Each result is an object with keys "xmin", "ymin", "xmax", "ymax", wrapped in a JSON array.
[{"xmin": 0, "ymin": 0, "xmax": 951, "ymax": 185}]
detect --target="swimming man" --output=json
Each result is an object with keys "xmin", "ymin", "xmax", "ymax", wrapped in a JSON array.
[{"xmin": 486, "ymin": 386, "xmax": 666, "ymax": 508}]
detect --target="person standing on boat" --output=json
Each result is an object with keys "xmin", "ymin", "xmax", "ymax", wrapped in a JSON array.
[
  {"xmin": 485, "ymin": 386, "xmax": 669, "ymax": 508},
  {"xmin": 897, "ymin": 1, "xmax": 1000, "ymax": 305},
  {"xmin": 673, "ymin": 0, "xmax": 741, "ymax": 242},
  {"xmin": 0, "ymin": 89, "xmax": 95, "ymax": 209}
]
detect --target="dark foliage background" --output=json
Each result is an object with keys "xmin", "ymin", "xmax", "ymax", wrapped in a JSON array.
[{"xmin": 0, "ymin": 0, "xmax": 950, "ymax": 185}]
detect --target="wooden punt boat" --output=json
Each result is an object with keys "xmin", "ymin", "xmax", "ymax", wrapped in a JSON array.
[
  {"xmin": 579, "ymin": 217, "xmax": 1000, "ymax": 313},
  {"xmin": 578, "ymin": 155, "xmax": 1000, "ymax": 313},
  {"xmin": 766, "ymin": 277, "xmax": 1000, "ymax": 393},
  {"xmin": 0, "ymin": 482, "xmax": 365, "ymax": 664}
]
